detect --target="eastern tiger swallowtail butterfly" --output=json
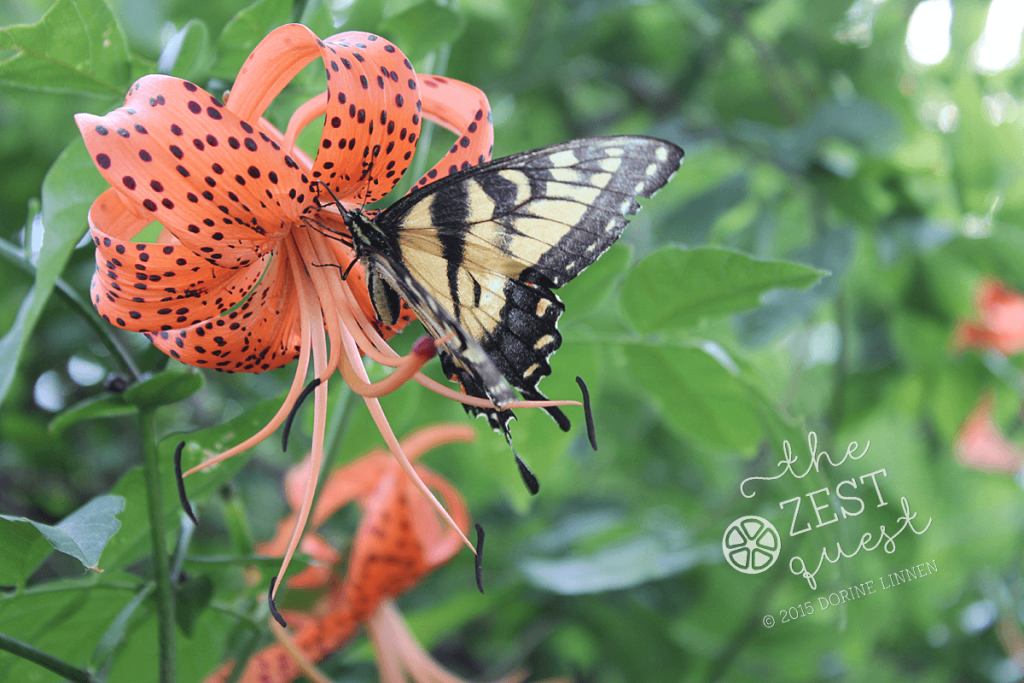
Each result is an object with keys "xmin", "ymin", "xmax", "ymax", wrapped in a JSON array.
[{"xmin": 326, "ymin": 135, "xmax": 683, "ymax": 485}]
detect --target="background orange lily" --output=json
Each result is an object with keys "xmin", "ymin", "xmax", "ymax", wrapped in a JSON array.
[{"xmin": 206, "ymin": 424, "xmax": 557, "ymax": 683}]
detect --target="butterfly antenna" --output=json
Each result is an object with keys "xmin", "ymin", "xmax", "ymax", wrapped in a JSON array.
[
  {"xmin": 300, "ymin": 215, "xmax": 353, "ymax": 247},
  {"xmin": 315, "ymin": 179, "xmax": 348, "ymax": 214}
]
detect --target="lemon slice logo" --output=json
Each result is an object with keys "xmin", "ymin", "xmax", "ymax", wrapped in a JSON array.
[{"xmin": 723, "ymin": 515, "xmax": 781, "ymax": 574}]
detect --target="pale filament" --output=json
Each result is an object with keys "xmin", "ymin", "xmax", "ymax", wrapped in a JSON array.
[
  {"xmin": 273, "ymin": 237, "xmax": 332, "ymax": 598},
  {"xmin": 182, "ymin": 253, "xmax": 314, "ymax": 478},
  {"xmin": 337, "ymin": 316, "xmax": 475, "ymax": 553},
  {"xmin": 293, "ymin": 230, "xmax": 346, "ymax": 382},
  {"xmin": 302, "ymin": 230, "xmax": 433, "ymax": 397},
  {"xmin": 367, "ymin": 601, "xmax": 541, "ymax": 683}
]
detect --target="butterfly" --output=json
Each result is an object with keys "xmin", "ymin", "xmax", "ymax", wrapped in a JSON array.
[{"xmin": 325, "ymin": 135, "xmax": 683, "ymax": 487}]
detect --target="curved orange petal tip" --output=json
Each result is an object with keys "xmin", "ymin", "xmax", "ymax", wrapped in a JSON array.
[
  {"xmin": 955, "ymin": 394, "xmax": 1024, "ymax": 474},
  {"xmin": 414, "ymin": 74, "xmax": 494, "ymax": 189}
]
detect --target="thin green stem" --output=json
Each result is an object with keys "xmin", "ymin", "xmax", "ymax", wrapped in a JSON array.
[
  {"xmin": 139, "ymin": 409, "xmax": 176, "ymax": 683},
  {"xmin": 90, "ymin": 582, "xmax": 156, "ymax": 678},
  {"xmin": 0, "ymin": 631, "xmax": 99, "ymax": 683},
  {"xmin": 0, "ymin": 237, "xmax": 141, "ymax": 380}
]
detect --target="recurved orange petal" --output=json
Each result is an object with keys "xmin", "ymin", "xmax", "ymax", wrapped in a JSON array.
[
  {"xmin": 310, "ymin": 32, "xmax": 422, "ymax": 204},
  {"xmin": 228, "ymin": 24, "xmax": 330, "ymax": 122},
  {"xmin": 76, "ymin": 76, "xmax": 309, "ymax": 269},
  {"xmin": 144, "ymin": 254, "xmax": 302, "ymax": 371},
  {"xmin": 342, "ymin": 461, "xmax": 468, "ymax": 620},
  {"xmin": 89, "ymin": 200, "xmax": 269, "ymax": 333},
  {"xmin": 413, "ymin": 74, "xmax": 495, "ymax": 190}
]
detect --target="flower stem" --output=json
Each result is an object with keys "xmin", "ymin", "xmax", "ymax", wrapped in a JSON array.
[
  {"xmin": 139, "ymin": 408, "xmax": 176, "ymax": 683},
  {"xmin": 0, "ymin": 631, "xmax": 99, "ymax": 683},
  {"xmin": 0, "ymin": 236, "xmax": 142, "ymax": 381}
]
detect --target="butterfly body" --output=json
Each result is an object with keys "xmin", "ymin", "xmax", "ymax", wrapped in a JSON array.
[{"xmin": 342, "ymin": 135, "xmax": 684, "ymax": 437}]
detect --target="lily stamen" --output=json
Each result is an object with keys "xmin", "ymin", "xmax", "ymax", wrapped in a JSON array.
[{"xmin": 338, "ymin": 317, "xmax": 475, "ymax": 553}]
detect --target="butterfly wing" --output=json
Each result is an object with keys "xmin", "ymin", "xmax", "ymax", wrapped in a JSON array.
[
  {"xmin": 373, "ymin": 135, "xmax": 684, "ymax": 432},
  {"xmin": 363, "ymin": 251, "xmax": 517, "ymax": 409}
]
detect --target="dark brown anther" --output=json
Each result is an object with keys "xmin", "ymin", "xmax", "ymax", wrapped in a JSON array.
[
  {"xmin": 282, "ymin": 378, "xmax": 321, "ymax": 452},
  {"xmin": 174, "ymin": 441, "xmax": 198, "ymax": 525}
]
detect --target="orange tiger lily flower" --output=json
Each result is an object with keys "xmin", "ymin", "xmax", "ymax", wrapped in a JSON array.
[
  {"xmin": 204, "ymin": 423, "xmax": 481, "ymax": 683},
  {"xmin": 954, "ymin": 279, "xmax": 1024, "ymax": 356},
  {"xmin": 955, "ymin": 394, "xmax": 1024, "ymax": 475},
  {"xmin": 75, "ymin": 25, "xmax": 578, "ymax": 592},
  {"xmin": 208, "ymin": 424, "xmax": 566, "ymax": 683}
]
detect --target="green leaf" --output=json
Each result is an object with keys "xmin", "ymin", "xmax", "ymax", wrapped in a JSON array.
[
  {"xmin": 174, "ymin": 575, "xmax": 214, "ymax": 637},
  {"xmin": 621, "ymin": 246, "xmax": 825, "ymax": 333},
  {"xmin": 157, "ymin": 19, "xmax": 212, "ymax": 82},
  {"xmin": 623, "ymin": 344, "xmax": 762, "ymax": 451},
  {"xmin": 0, "ymin": 138, "xmax": 106, "ymax": 408},
  {"xmin": 122, "ymin": 368, "xmax": 204, "ymax": 409},
  {"xmin": 0, "ymin": 577, "xmax": 139, "ymax": 682},
  {"xmin": 378, "ymin": 1, "xmax": 466, "ymax": 62},
  {"xmin": 560, "ymin": 243, "xmax": 632, "ymax": 318},
  {"xmin": 100, "ymin": 396, "xmax": 284, "ymax": 570},
  {"xmin": 735, "ymin": 227, "xmax": 854, "ymax": 346},
  {"xmin": 0, "ymin": 0, "xmax": 130, "ymax": 95},
  {"xmin": 42, "ymin": 496, "xmax": 125, "ymax": 569},
  {"xmin": 0, "ymin": 495, "xmax": 124, "ymax": 583},
  {"xmin": 90, "ymin": 585, "xmax": 153, "ymax": 672},
  {"xmin": 0, "ymin": 517, "xmax": 52, "ymax": 587},
  {"xmin": 49, "ymin": 394, "xmax": 137, "ymax": 434},
  {"xmin": 212, "ymin": 0, "xmax": 293, "ymax": 80},
  {"xmin": 521, "ymin": 534, "xmax": 718, "ymax": 594}
]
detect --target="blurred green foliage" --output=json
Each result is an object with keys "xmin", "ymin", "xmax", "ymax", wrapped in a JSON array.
[{"xmin": 2, "ymin": 0, "xmax": 1024, "ymax": 682}]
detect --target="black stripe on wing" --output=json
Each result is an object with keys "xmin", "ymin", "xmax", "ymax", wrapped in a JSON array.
[
  {"xmin": 440, "ymin": 270, "xmax": 569, "ymax": 434},
  {"xmin": 382, "ymin": 135, "xmax": 684, "ymax": 290},
  {"xmin": 364, "ymin": 251, "xmax": 516, "ymax": 409}
]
